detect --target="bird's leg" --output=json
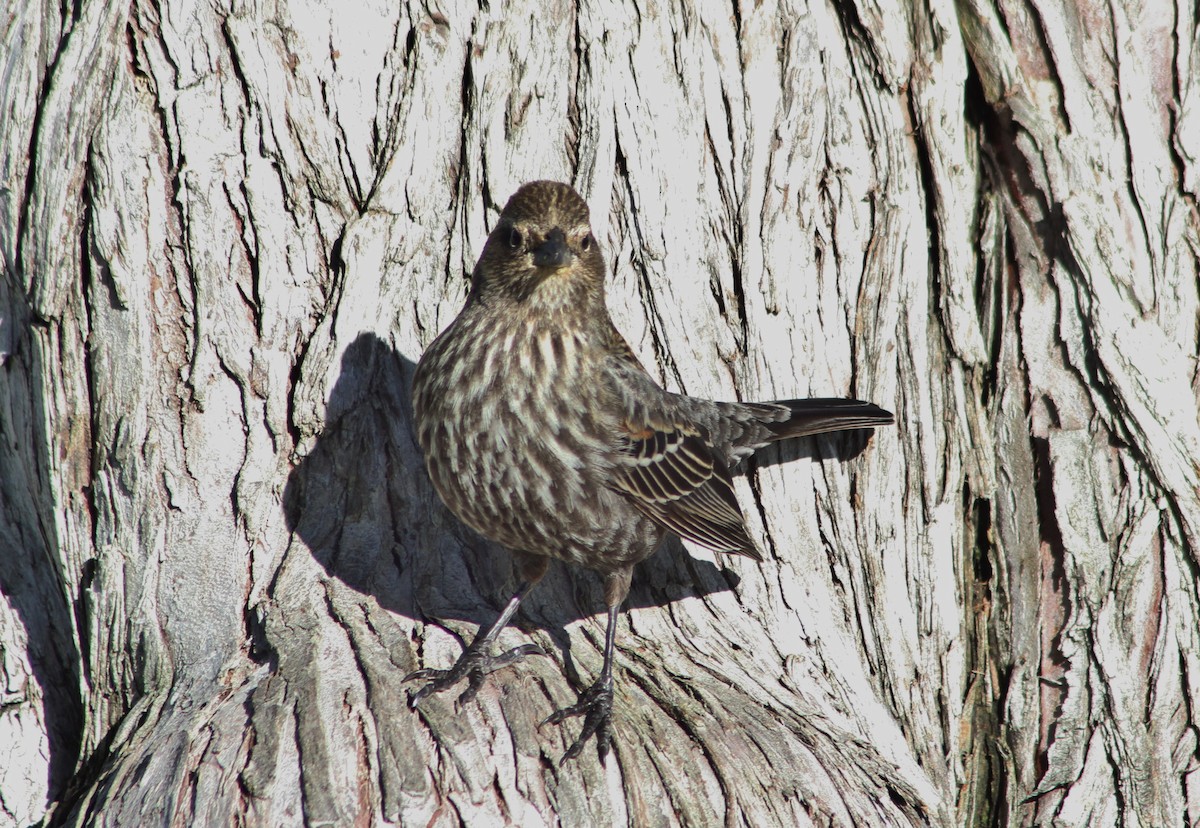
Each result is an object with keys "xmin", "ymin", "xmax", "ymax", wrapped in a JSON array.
[
  {"xmin": 406, "ymin": 578, "xmax": 543, "ymax": 709},
  {"xmin": 542, "ymin": 568, "xmax": 630, "ymax": 764},
  {"xmin": 542, "ymin": 602, "xmax": 619, "ymax": 763}
]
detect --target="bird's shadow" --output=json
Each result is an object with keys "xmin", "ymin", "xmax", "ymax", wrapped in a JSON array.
[{"xmin": 282, "ymin": 332, "xmax": 876, "ymax": 650}]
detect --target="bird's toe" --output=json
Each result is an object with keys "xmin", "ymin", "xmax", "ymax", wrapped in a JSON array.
[
  {"xmin": 542, "ymin": 676, "xmax": 615, "ymax": 764},
  {"xmin": 405, "ymin": 642, "xmax": 544, "ymax": 709}
]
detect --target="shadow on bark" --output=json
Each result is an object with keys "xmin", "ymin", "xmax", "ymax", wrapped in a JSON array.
[{"xmin": 0, "ymin": 310, "xmax": 85, "ymax": 814}]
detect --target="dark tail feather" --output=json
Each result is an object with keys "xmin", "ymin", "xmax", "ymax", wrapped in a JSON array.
[{"xmin": 765, "ymin": 398, "xmax": 895, "ymax": 440}]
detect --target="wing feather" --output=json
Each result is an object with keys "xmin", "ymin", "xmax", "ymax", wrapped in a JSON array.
[
  {"xmin": 608, "ymin": 426, "xmax": 762, "ymax": 559},
  {"xmin": 602, "ymin": 329, "xmax": 763, "ymax": 558}
]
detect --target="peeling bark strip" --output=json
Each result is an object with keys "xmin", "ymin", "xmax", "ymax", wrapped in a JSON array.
[{"xmin": 1, "ymin": 0, "xmax": 1197, "ymax": 825}]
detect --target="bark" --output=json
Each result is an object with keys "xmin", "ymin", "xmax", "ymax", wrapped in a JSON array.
[{"xmin": 1, "ymin": 0, "xmax": 1196, "ymax": 826}]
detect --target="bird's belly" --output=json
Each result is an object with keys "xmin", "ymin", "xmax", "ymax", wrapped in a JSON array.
[{"xmin": 418, "ymin": 382, "xmax": 662, "ymax": 571}]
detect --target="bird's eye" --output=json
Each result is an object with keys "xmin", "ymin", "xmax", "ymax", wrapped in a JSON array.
[
  {"xmin": 581, "ymin": 233, "xmax": 593, "ymax": 251},
  {"xmin": 507, "ymin": 227, "xmax": 523, "ymax": 250}
]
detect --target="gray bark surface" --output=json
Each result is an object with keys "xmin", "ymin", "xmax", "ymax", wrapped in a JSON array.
[{"xmin": 1, "ymin": 0, "xmax": 1197, "ymax": 825}]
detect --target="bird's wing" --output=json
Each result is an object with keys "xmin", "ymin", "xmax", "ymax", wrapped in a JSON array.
[
  {"xmin": 609, "ymin": 421, "xmax": 762, "ymax": 558},
  {"xmin": 601, "ymin": 334, "xmax": 762, "ymax": 559}
]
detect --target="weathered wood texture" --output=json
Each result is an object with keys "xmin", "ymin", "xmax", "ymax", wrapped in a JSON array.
[{"xmin": 1, "ymin": 0, "xmax": 1197, "ymax": 825}]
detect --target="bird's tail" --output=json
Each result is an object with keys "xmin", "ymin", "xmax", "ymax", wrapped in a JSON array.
[{"xmin": 763, "ymin": 398, "xmax": 895, "ymax": 440}]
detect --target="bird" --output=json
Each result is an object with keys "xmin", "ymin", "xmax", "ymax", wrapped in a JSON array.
[{"xmin": 406, "ymin": 180, "xmax": 894, "ymax": 764}]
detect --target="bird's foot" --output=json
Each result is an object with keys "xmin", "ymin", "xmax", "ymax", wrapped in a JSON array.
[
  {"xmin": 405, "ymin": 641, "xmax": 543, "ymax": 709},
  {"xmin": 541, "ymin": 674, "xmax": 615, "ymax": 765}
]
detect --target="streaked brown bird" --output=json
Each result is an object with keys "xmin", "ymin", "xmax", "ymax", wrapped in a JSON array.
[{"xmin": 408, "ymin": 180, "xmax": 893, "ymax": 763}]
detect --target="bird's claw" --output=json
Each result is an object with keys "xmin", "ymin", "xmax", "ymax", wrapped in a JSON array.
[
  {"xmin": 405, "ymin": 643, "xmax": 544, "ymax": 709},
  {"xmin": 541, "ymin": 676, "xmax": 615, "ymax": 765}
]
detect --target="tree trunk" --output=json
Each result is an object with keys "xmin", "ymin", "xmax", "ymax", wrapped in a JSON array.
[{"xmin": 2, "ymin": 0, "xmax": 1197, "ymax": 825}]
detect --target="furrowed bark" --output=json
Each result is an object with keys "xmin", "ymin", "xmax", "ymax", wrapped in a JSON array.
[{"xmin": 1, "ymin": 0, "xmax": 1196, "ymax": 825}]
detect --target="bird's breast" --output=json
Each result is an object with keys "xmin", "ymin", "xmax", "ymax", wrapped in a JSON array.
[{"xmin": 413, "ymin": 314, "xmax": 649, "ymax": 562}]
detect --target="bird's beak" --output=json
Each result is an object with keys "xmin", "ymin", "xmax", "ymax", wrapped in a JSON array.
[{"xmin": 531, "ymin": 229, "xmax": 573, "ymax": 270}]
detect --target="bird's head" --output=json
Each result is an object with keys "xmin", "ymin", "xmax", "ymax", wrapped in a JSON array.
[{"xmin": 472, "ymin": 181, "xmax": 606, "ymax": 311}]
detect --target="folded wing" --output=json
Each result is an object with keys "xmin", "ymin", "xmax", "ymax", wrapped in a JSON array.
[{"xmin": 608, "ymin": 421, "xmax": 763, "ymax": 559}]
